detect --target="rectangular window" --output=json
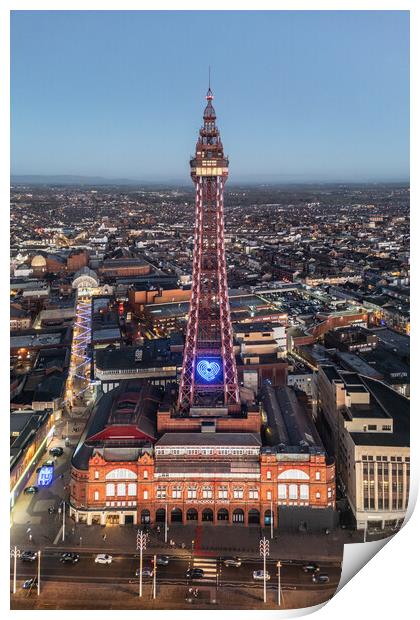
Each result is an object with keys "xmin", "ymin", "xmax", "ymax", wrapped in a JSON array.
[
  {"xmin": 218, "ymin": 487, "xmax": 228, "ymax": 499},
  {"xmin": 278, "ymin": 484, "xmax": 287, "ymax": 499},
  {"xmin": 315, "ymin": 472, "xmax": 321, "ymax": 480},
  {"xmin": 249, "ymin": 489, "xmax": 258, "ymax": 500},
  {"xmin": 143, "ymin": 490, "xmax": 148, "ymax": 500},
  {"xmin": 143, "ymin": 470, "xmax": 148, "ymax": 479},
  {"xmin": 267, "ymin": 491, "xmax": 272, "ymax": 500},
  {"xmin": 117, "ymin": 483, "xmax": 126, "ymax": 496},
  {"xmin": 128, "ymin": 483, "xmax": 136, "ymax": 496},
  {"xmin": 300, "ymin": 485, "xmax": 309, "ymax": 500},
  {"xmin": 267, "ymin": 471, "xmax": 272, "ymax": 480},
  {"xmin": 187, "ymin": 488, "xmax": 197, "ymax": 499},
  {"xmin": 94, "ymin": 471, "xmax": 99, "ymax": 479},
  {"xmin": 289, "ymin": 484, "xmax": 298, "ymax": 500},
  {"xmin": 94, "ymin": 491, "xmax": 99, "ymax": 501},
  {"xmin": 368, "ymin": 425, "xmax": 377, "ymax": 431},
  {"xmin": 233, "ymin": 488, "xmax": 243, "ymax": 499}
]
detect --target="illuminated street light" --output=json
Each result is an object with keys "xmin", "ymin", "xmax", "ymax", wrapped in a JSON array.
[
  {"xmin": 259, "ymin": 536, "xmax": 270, "ymax": 604},
  {"xmin": 136, "ymin": 529, "xmax": 148, "ymax": 598}
]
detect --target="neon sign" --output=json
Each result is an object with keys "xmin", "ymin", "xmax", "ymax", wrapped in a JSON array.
[
  {"xmin": 37, "ymin": 465, "xmax": 54, "ymax": 487},
  {"xmin": 195, "ymin": 357, "xmax": 223, "ymax": 384}
]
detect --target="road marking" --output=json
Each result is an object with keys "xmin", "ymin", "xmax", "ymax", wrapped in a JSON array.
[
  {"xmin": 53, "ymin": 526, "xmax": 63, "ymax": 545},
  {"xmin": 193, "ymin": 556, "xmax": 217, "ymax": 577}
]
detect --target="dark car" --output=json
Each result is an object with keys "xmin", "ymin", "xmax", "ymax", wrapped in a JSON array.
[
  {"xmin": 20, "ymin": 551, "xmax": 37, "ymax": 562},
  {"xmin": 24, "ymin": 486, "xmax": 38, "ymax": 495},
  {"xmin": 223, "ymin": 557, "xmax": 241, "ymax": 568},
  {"xmin": 312, "ymin": 573, "xmax": 330, "ymax": 584},
  {"xmin": 186, "ymin": 568, "xmax": 205, "ymax": 580},
  {"xmin": 60, "ymin": 552, "xmax": 79, "ymax": 564},
  {"xmin": 136, "ymin": 565, "xmax": 153, "ymax": 577},
  {"xmin": 302, "ymin": 563, "xmax": 320, "ymax": 573},
  {"xmin": 50, "ymin": 447, "xmax": 64, "ymax": 457},
  {"xmin": 22, "ymin": 578, "xmax": 37, "ymax": 590},
  {"xmin": 156, "ymin": 555, "xmax": 170, "ymax": 566}
]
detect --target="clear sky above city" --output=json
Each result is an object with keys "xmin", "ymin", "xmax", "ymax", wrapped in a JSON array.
[{"xmin": 11, "ymin": 10, "xmax": 409, "ymax": 183}]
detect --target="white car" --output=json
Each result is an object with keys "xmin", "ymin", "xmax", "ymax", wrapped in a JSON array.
[
  {"xmin": 253, "ymin": 570, "xmax": 270, "ymax": 581},
  {"xmin": 95, "ymin": 554, "xmax": 112, "ymax": 564}
]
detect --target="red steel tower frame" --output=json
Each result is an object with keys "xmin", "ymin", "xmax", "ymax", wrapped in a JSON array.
[{"xmin": 178, "ymin": 88, "xmax": 240, "ymax": 414}]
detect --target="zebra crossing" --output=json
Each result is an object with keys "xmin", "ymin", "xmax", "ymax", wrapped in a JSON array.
[{"xmin": 193, "ymin": 556, "xmax": 218, "ymax": 581}]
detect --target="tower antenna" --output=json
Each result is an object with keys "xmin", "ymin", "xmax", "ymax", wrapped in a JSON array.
[{"xmin": 208, "ymin": 65, "xmax": 211, "ymax": 90}]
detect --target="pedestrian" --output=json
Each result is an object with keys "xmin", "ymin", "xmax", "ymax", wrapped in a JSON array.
[
  {"xmin": 29, "ymin": 534, "xmax": 32, "ymax": 542},
  {"xmin": 103, "ymin": 534, "xmax": 107, "ymax": 541},
  {"xmin": 156, "ymin": 525, "xmax": 161, "ymax": 534},
  {"xmin": 181, "ymin": 542, "xmax": 185, "ymax": 549}
]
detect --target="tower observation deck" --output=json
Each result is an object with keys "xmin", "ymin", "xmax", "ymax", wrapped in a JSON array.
[{"xmin": 177, "ymin": 88, "xmax": 240, "ymax": 414}]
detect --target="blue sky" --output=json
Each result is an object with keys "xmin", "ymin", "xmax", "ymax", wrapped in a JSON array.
[{"xmin": 11, "ymin": 10, "xmax": 409, "ymax": 182}]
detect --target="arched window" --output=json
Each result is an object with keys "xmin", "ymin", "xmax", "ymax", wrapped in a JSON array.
[
  {"xmin": 300, "ymin": 484, "xmax": 309, "ymax": 500},
  {"xmin": 117, "ymin": 483, "xmax": 126, "ymax": 496},
  {"xmin": 278, "ymin": 469, "xmax": 310, "ymax": 480},
  {"xmin": 106, "ymin": 483, "xmax": 115, "ymax": 497},
  {"xmin": 127, "ymin": 483, "xmax": 136, "ymax": 496},
  {"xmin": 289, "ymin": 484, "xmax": 298, "ymax": 500},
  {"xmin": 105, "ymin": 468, "xmax": 137, "ymax": 480}
]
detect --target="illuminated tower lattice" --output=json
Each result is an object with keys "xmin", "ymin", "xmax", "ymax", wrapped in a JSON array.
[{"xmin": 178, "ymin": 88, "xmax": 240, "ymax": 414}]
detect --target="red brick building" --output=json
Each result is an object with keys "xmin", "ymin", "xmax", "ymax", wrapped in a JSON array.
[{"xmin": 70, "ymin": 381, "xmax": 336, "ymax": 529}]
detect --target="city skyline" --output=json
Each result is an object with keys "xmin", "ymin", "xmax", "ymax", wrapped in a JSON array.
[{"xmin": 11, "ymin": 10, "xmax": 409, "ymax": 183}]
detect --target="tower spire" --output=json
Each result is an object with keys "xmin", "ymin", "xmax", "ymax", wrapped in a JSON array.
[{"xmin": 207, "ymin": 66, "xmax": 213, "ymax": 100}]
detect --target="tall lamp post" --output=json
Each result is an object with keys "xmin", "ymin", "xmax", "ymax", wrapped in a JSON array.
[
  {"xmin": 270, "ymin": 499, "xmax": 274, "ymax": 539},
  {"xmin": 37, "ymin": 550, "xmax": 41, "ymax": 596},
  {"xmin": 10, "ymin": 546, "xmax": 21, "ymax": 594},
  {"xmin": 277, "ymin": 561, "xmax": 282, "ymax": 607},
  {"xmin": 164, "ymin": 503, "xmax": 168, "ymax": 544},
  {"xmin": 136, "ymin": 529, "xmax": 148, "ymax": 598},
  {"xmin": 62, "ymin": 500, "xmax": 66, "ymax": 542},
  {"xmin": 152, "ymin": 554, "xmax": 157, "ymax": 600},
  {"xmin": 259, "ymin": 536, "xmax": 270, "ymax": 604}
]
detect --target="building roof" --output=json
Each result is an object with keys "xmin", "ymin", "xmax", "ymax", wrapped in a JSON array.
[
  {"xmin": 71, "ymin": 381, "xmax": 162, "ymax": 470},
  {"xmin": 155, "ymin": 433, "xmax": 261, "ymax": 447},
  {"xmin": 262, "ymin": 385, "xmax": 324, "ymax": 452}
]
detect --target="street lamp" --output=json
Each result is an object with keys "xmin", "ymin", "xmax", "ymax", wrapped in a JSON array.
[
  {"xmin": 191, "ymin": 539, "xmax": 195, "ymax": 559},
  {"xmin": 10, "ymin": 546, "xmax": 21, "ymax": 594},
  {"xmin": 37, "ymin": 550, "xmax": 41, "ymax": 596},
  {"xmin": 259, "ymin": 536, "xmax": 270, "ymax": 604},
  {"xmin": 164, "ymin": 503, "xmax": 168, "ymax": 544},
  {"xmin": 136, "ymin": 529, "xmax": 148, "ymax": 598},
  {"xmin": 270, "ymin": 499, "xmax": 274, "ymax": 539},
  {"xmin": 277, "ymin": 561, "xmax": 282, "ymax": 607}
]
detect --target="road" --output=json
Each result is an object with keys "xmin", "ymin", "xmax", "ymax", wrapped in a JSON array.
[{"xmin": 11, "ymin": 550, "xmax": 341, "ymax": 591}]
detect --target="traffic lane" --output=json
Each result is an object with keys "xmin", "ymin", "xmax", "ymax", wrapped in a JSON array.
[{"xmin": 12, "ymin": 555, "xmax": 340, "ymax": 588}]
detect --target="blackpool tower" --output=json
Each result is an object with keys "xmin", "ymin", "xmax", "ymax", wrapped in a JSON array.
[{"xmin": 177, "ymin": 87, "xmax": 240, "ymax": 414}]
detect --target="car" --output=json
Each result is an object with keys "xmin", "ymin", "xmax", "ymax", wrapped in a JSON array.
[
  {"xmin": 23, "ymin": 486, "xmax": 38, "ymax": 495},
  {"xmin": 253, "ymin": 570, "xmax": 271, "ymax": 581},
  {"xmin": 95, "ymin": 554, "xmax": 112, "ymax": 564},
  {"xmin": 156, "ymin": 555, "xmax": 170, "ymax": 566},
  {"xmin": 312, "ymin": 573, "xmax": 330, "ymax": 584},
  {"xmin": 186, "ymin": 568, "xmax": 205, "ymax": 580},
  {"xmin": 223, "ymin": 557, "xmax": 242, "ymax": 568},
  {"xmin": 22, "ymin": 578, "xmax": 37, "ymax": 590},
  {"xmin": 136, "ymin": 565, "xmax": 154, "ymax": 577},
  {"xmin": 60, "ymin": 552, "xmax": 79, "ymax": 564},
  {"xmin": 302, "ymin": 563, "xmax": 320, "ymax": 573},
  {"xmin": 50, "ymin": 447, "xmax": 64, "ymax": 457},
  {"xmin": 20, "ymin": 551, "xmax": 37, "ymax": 562}
]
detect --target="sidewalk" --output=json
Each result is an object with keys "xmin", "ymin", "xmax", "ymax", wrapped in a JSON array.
[{"xmin": 12, "ymin": 517, "xmax": 358, "ymax": 562}]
